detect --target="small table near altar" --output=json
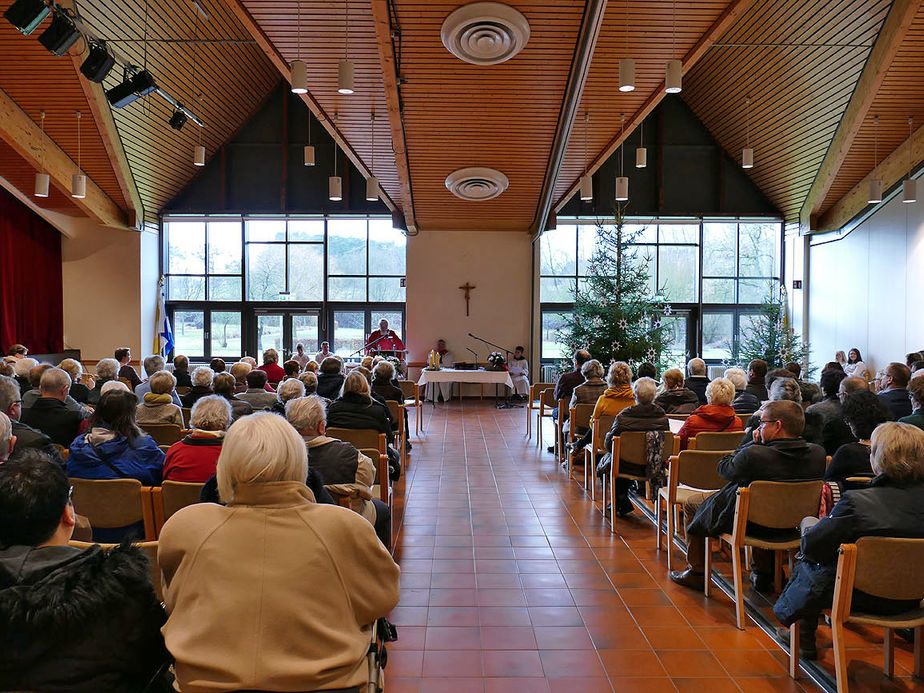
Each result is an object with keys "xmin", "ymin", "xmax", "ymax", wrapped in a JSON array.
[{"xmin": 417, "ymin": 368, "xmax": 514, "ymax": 403}]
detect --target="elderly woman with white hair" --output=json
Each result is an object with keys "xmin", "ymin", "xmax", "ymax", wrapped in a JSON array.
[
  {"xmin": 135, "ymin": 370, "xmax": 183, "ymax": 427},
  {"xmin": 563, "ymin": 359, "xmax": 607, "ymax": 443},
  {"xmin": 13, "ymin": 357, "xmax": 38, "ymax": 393},
  {"xmin": 676, "ymin": 377, "xmax": 744, "ymax": 449},
  {"xmin": 158, "ymin": 412, "xmax": 400, "ymax": 693},
  {"xmin": 270, "ymin": 377, "xmax": 305, "ymax": 416},
  {"xmin": 328, "ymin": 371, "xmax": 399, "ymax": 480},
  {"xmin": 724, "ymin": 367, "xmax": 761, "ymax": 414},
  {"xmin": 744, "ymin": 373, "xmax": 825, "ymax": 446},
  {"xmin": 59, "ymin": 358, "xmax": 90, "ymax": 404},
  {"xmin": 180, "ymin": 366, "xmax": 215, "ymax": 408},
  {"xmin": 87, "ymin": 357, "xmax": 120, "ymax": 405},
  {"xmin": 370, "ymin": 360, "xmax": 412, "ymax": 451},
  {"xmin": 775, "ymin": 422, "xmax": 924, "ymax": 659},
  {"xmin": 163, "ymin": 395, "xmax": 232, "ymax": 482}
]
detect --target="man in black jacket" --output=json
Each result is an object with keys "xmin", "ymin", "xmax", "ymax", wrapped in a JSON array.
[
  {"xmin": 670, "ymin": 400, "xmax": 826, "ymax": 591},
  {"xmin": 20, "ymin": 367, "xmax": 87, "ymax": 447},
  {"xmin": 547, "ymin": 349, "xmax": 591, "ymax": 452},
  {"xmin": 684, "ymin": 357, "xmax": 711, "ymax": 405},
  {"xmin": 0, "ymin": 450, "xmax": 171, "ymax": 692},
  {"xmin": 0, "ymin": 375, "xmax": 64, "ymax": 468},
  {"xmin": 877, "ymin": 362, "xmax": 913, "ymax": 419}
]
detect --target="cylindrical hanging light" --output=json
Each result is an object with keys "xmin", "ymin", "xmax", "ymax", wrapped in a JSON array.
[
  {"xmin": 867, "ymin": 178, "xmax": 883, "ymax": 204},
  {"xmin": 635, "ymin": 117, "xmax": 646, "ymax": 168},
  {"xmin": 34, "ymin": 172, "xmax": 50, "ymax": 197},
  {"xmin": 304, "ymin": 145, "xmax": 315, "ymax": 166},
  {"xmin": 903, "ymin": 179, "xmax": 916, "ymax": 204},
  {"xmin": 194, "ymin": 144, "xmax": 206, "ymax": 167},
  {"xmin": 290, "ymin": 60, "xmax": 308, "ymax": 94},
  {"xmin": 580, "ymin": 174, "xmax": 592, "ymax": 201},
  {"xmin": 618, "ymin": 58, "xmax": 635, "ymax": 92},
  {"xmin": 366, "ymin": 176, "xmax": 379, "ymax": 202},
  {"xmin": 71, "ymin": 173, "xmax": 86, "ymax": 199},
  {"xmin": 338, "ymin": 60, "xmax": 355, "ymax": 94},
  {"xmin": 741, "ymin": 147, "xmax": 754, "ymax": 169},
  {"xmin": 329, "ymin": 176, "xmax": 343, "ymax": 201},
  {"xmin": 615, "ymin": 176, "xmax": 629, "ymax": 201},
  {"xmin": 665, "ymin": 59, "xmax": 682, "ymax": 94},
  {"xmin": 741, "ymin": 97, "xmax": 753, "ymax": 169}
]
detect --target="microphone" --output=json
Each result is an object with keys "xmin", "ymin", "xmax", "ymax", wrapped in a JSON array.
[{"xmin": 468, "ymin": 332, "xmax": 475, "ymax": 338}]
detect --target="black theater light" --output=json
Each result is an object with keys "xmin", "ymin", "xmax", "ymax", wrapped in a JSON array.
[
  {"xmin": 80, "ymin": 38, "xmax": 115, "ymax": 83},
  {"xmin": 4, "ymin": 0, "xmax": 49, "ymax": 36},
  {"xmin": 169, "ymin": 108, "xmax": 188, "ymax": 131},
  {"xmin": 105, "ymin": 68, "xmax": 157, "ymax": 108},
  {"xmin": 38, "ymin": 7, "xmax": 80, "ymax": 56}
]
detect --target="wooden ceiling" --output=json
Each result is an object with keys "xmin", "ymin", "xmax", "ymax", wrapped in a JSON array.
[{"xmin": 1, "ymin": 0, "xmax": 923, "ymax": 234}]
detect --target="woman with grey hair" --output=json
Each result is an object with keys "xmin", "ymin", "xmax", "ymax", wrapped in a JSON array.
[
  {"xmin": 13, "ymin": 357, "xmax": 38, "ymax": 393},
  {"xmin": 181, "ymin": 366, "xmax": 215, "ymax": 408},
  {"xmin": 744, "ymin": 375, "xmax": 825, "ymax": 446},
  {"xmin": 676, "ymin": 377, "xmax": 744, "ymax": 449},
  {"xmin": 564, "ymin": 359, "xmax": 607, "ymax": 442},
  {"xmin": 298, "ymin": 371, "xmax": 320, "ymax": 397},
  {"xmin": 776, "ymin": 422, "xmax": 924, "ymax": 660},
  {"xmin": 270, "ymin": 378, "xmax": 306, "ymax": 416},
  {"xmin": 370, "ymin": 360, "xmax": 411, "ymax": 450},
  {"xmin": 136, "ymin": 371, "xmax": 183, "ymax": 427},
  {"xmin": 87, "ymin": 358, "xmax": 120, "ymax": 405},
  {"xmin": 163, "ymin": 395, "xmax": 232, "ymax": 482},
  {"xmin": 59, "ymin": 358, "xmax": 90, "ymax": 404},
  {"xmin": 569, "ymin": 361, "xmax": 636, "ymax": 459}
]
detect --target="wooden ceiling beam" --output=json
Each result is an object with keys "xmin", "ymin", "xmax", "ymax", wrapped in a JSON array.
[
  {"xmin": 224, "ymin": 0, "xmax": 399, "ymax": 215},
  {"xmin": 799, "ymin": 0, "xmax": 919, "ymax": 234},
  {"xmin": 816, "ymin": 119, "xmax": 924, "ymax": 233},
  {"xmin": 553, "ymin": 0, "xmax": 759, "ymax": 214},
  {"xmin": 370, "ymin": 0, "xmax": 416, "ymax": 233},
  {"xmin": 0, "ymin": 86, "xmax": 128, "ymax": 228}
]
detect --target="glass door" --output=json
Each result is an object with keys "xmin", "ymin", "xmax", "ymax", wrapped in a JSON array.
[{"xmin": 252, "ymin": 310, "xmax": 321, "ymax": 362}]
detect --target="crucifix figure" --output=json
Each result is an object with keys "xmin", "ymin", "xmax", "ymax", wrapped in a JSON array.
[{"xmin": 459, "ymin": 282, "xmax": 476, "ymax": 317}]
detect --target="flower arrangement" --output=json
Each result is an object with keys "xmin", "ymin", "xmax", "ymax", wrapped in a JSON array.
[
  {"xmin": 486, "ymin": 351, "xmax": 507, "ymax": 371},
  {"xmin": 386, "ymin": 356, "xmax": 405, "ymax": 377}
]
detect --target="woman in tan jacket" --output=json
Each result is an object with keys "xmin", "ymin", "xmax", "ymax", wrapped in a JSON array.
[
  {"xmin": 135, "ymin": 371, "xmax": 183, "ymax": 427},
  {"xmin": 158, "ymin": 412, "xmax": 400, "ymax": 693}
]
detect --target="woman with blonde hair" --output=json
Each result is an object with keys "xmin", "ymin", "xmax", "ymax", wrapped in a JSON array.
[
  {"xmin": 569, "ymin": 362, "xmax": 636, "ymax": 458},
  {"xmin": 159, "ymin": 413, "xmax": 400, "ymax": 692}
]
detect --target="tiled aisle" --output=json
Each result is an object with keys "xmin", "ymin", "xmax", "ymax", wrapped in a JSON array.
[{"xmin": 387, "ymin": 400, "xmax": 816, "ymax": 693}]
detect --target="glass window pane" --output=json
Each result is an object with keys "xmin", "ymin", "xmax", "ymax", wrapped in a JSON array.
[
  {"xmin": 247, "ymin": 244, "xmax": 286, "ymax": 301},
  {"xmin": 540, "ymin": 277, "xmax": 576, "ymax": 303},
  {"xmin": 333, "ymin": 311, "xmax": 366, "ymax": 356},
  {"xmin": 168, "ymin": 276, "xmax": 205, "ymax": 301},
  {"xmin": 658, "ymin": 223, "xmax": 698, "ymax": 244},
  {"xmin": 173, "ymin": 310, "xmax": 204, "ymax": 356},
  {"xmin": 207, "ymin": 222, "xmax": 242, "ymax": 274},
  {"xmin": 539, "ymin": 226, "xmax": 576, "ymax": 276},
  {"xmin": 625, "ymin": 244, "xmax": 657, "ymax": 299},
  {"xmin": 658, "ymin": 245, "xmax": 698, "ymax": 302},
  {"xmin": 702, "ymin": 222, "xmax": 737, "ymax": 276},
  {"xmin": 739, "ymin": 278, "xmax": 774, "ymax": 304},
  {"xmin": 167, "ymin": 222, "xmax": 205, "ymax": 274},
  {"xmin": 369, "ymin": 277, "xmax": 406, "ymax": 302},
  {"xmin": 329, "ymin": 276, "xmax": 366, "ymax": 301},
  {"xmin": 738, "ymin": 313, "xmax": 762, "ymax": 352},
  {"xmin": 661, "ymin": 315, "xmax": 688, "ymax": 371},
  {"xmin": 246, "ymin": 219, "xmax": 285, "ymax": 241},
  {"xmin": 702, "ymin": 312, "xmax": 734, "ymax": 361},
  {"xmin": 328, "ymin": 219, "xmax": 368, "ymax": 275},
  {"xmin": 623, "ymin": 223, "xmax": 656, "ymax": 243},
  {"xmin": 289, "ymin": 244, "xmax": 324, "ymax": 301},
  {"xmin": 577, "ymin": 225, "xmax": 597, "ymax": 276},
  {"xmin": 256, "ymin": 314, "xmax": 284, "ymax": 355},
  {"xmin": 702, "ymin": 278, "xmax": 736, "ymax": 304},
  {"xmin": 541, "ymin": 312, "xmax": 568, "ymax": 360},
  {"xmin": 368, "ymin": 220, "xmax": 407, "ymax": 275},
  {"xmin": 739, "ymin": 222, "xmax": 779, "ymax": 277},
  {"xmin": 288, "ymin": 218, "xmax": 324, "ymax": 242},
  {"xmin": 210, "ymin": 312, "xmax": 242, "ymax": 357},
  {"xmin": 293, "ymin": 314, "xmax": 319, "ymax": 352},
  {"xmin": 208, "ymin": 276, "xmax": 242, "ymax": 301}
]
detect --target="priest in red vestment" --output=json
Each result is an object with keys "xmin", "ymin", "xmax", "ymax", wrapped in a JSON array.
[{"xmin": 366, "ymin": 319, "xmax": 405, "ymax": 355}]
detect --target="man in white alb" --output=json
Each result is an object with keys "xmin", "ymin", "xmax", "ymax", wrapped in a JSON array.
[
  {"xmin": 315, "ymin": 341, "xmax": 332, "ymax": 363},
  {"xmin": 427, "ymin": 338, "xmax": 454, "ymax": 403},
  {"xmin": 508, "ymin": 346, "xmax": 530, "ymax": 400}
]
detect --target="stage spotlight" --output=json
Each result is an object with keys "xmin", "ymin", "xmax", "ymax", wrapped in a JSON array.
[
  {"xmin": 80, "ymin": 39, "xmax": 115, "ymax": 82},
  {"xmin": 169, "ymin": 108, "xmax": 188, "ymax": 130},
  {"xmin": 38, "ymin": 8, "xmax": 80, "ymax": 56},
  {"xmin": 4, "ymin": 0, "xmax": 50, "ymax": 36},
  {"xmin": 106, "ymin": 69, "xmax": 157, "ymax": 108}
]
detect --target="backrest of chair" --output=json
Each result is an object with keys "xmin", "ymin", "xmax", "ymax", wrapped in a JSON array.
[
  {"xmin": 592, "ymin": 415, "xmax": 616, "ymax": 451},
  {"xmin": 69, "ymin": 540, "xmax": 162, "ymax": 601},
  {"xmin": 161, "ymin": 480, "xmax": 204, "ymax": 520},
  {"xmin": 618, "ymin": 430, "xmax": 676, "ymax": 465},
  {"xmin": 571, "ymin": 403, "xmax": 595, "ymax": 431},
  {"xmin": 158, "ymin": 444, "xmax": 171, "ymax": 454},
  {"xmin": 386, "ymin": 400, "xmax": 403, "ymax": 429},
  {"xmin": 852, "ymin": 537, "xmax": 924, "ymax": 601},
  {"xmin": 69, "ymin": 478, "xmax": 145, "ymax": 528},
  {"xmin": 139, "ymin": 423, "xmax": 184, "ymax": 445},
  {"xmin": 674, "ymin": 450, "xmax": 727, "ymax": 490},
  {"xmin": 691, "ymin": 431, "xmax": 747, "ymax": 452},
  {"xmin": 176, "ymin": 386, "xmax": 191, "ymax": 396},
  {"xmin": 181, "ymin": 407, "xmax": 191, "ymax": 427},
  {"xmin": 540, "ymin": 387, "xmax": 556, "ymax": 408},
  {"xmin": 745, "ymin": 480, "xmax": 824, "ymax": 529},
  {"xmin": 398, "ymin": 380, "xmax": 418, "ymax": 401},
  {"xmin": 328, "ymin": 427, "xmax": 386, "ymax": 453},
  {"xmin": 531, "ymin": 382, "xmax": 555, "ymax": 402}
]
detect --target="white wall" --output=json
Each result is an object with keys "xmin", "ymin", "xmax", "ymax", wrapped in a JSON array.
[{"xmin": 808, "ymin": 193, "xmax": 924, "ymax": 376}]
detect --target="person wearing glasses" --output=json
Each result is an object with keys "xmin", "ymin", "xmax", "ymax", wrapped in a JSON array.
[
  {"xmin": 670, "ymin": 400, "xmax": 826, "ymax": 593},
  {"xmin": 0, "ymin": 375, "xmax": 64, "ymax": 468},
  {"xmin": 0, "ymin": 449, "xmax": 170, "ymax": 692}
]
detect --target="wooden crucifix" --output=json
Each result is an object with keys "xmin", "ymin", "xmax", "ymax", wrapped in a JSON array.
[{"xmin": 459, "ymin": 282, "xmax": 476, "ymax": 317}]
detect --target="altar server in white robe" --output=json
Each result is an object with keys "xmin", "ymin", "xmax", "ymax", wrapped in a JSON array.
[
  {"xmin": 508, "ymin": 346, "xmax": 530, "ymax": 398},
  {"xmin": 428, "ymin": 339, "xmax": 455, "ymax": 402}
]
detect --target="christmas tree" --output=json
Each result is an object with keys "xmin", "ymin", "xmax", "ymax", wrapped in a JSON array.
[
  {"xmin": 737, "ymin": 283, "xmax": 810, "ymax": 370},
  {"xmin": 557, "ymin": 212, "xmax": 673, "ymax": 372}
]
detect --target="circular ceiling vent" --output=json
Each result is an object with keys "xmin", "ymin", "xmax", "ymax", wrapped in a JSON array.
[
  {"xmin": 445, "ymin": 167, "xmax": 510, "ymax": 201},
  {"xmin": 440, "ymin": 2, "xmax": 530, "ymax": 66}
]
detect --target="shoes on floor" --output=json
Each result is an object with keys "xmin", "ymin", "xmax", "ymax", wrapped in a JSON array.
[
  {"xmin": 749, "ymin": 571, "xmax": 773, "ymax": 593},
  {"xmin": 669, "ymin": 569, "xmax": 705, "ymax": 591},
  {"xmin": 406, "ymin": 441, "xmax": 413, "ymax": 451}
]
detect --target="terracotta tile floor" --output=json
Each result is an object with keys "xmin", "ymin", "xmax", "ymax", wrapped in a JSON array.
[{"xmin": 386, "ymin": 400, "xmax": 829, "ymax": 692}]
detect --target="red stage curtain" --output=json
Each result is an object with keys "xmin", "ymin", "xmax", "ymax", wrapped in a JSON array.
[{"xmin": 0, "ymin": 186, "xmax": 63, "ymax": 354}]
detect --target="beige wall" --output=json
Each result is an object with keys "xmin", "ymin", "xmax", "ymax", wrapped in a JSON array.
[{"xmin": 405, "ymin": 228, "xmax": 533, "ymax": 392}]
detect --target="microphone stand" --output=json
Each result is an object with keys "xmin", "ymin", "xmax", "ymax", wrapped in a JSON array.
[
  {"xmin": 347, "ymin": 333, "xmax": 387, "ymax": 360},
  {"xmin": 467, "ymin": 333, "xmax": 522, "ymax": 410},
  {"xmin": 465, "ymin": 347, "xmax": 478, "ymax": 368}
]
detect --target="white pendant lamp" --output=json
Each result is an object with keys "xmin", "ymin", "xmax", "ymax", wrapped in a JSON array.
[
  {"xmin": 868, "ymin": 115, "xmax": 882, "ymax": 203},
  {"xmin": 71, "ymin": 111, "xmax": 86, "ymax": 199},
  {"xmin": 636, "ymin": 117, "xmax": 647, "ymax": 168},
  {"xmin": 366, "ymin": 112, "xmax": 379, "ymax": 201},
  {"xmin": 338, "ymin": 0, "xmax": 354, "ymax": 94},
  {"xmin": 618, "ymin": 0, "xmax": 634, "ymax": 92},
  {"xmin": 304, "ymin": 108, "xmax": 315, "ymax": 165},
  {"xmin": 615, "ymin": 113, "xmax": 629, "ymax": 202},
  {"xmin": 580, "ymin": 112, "xmax": 592, "ymax": 202},
  {"xmin": 34, "ymin": 111, "xmax": 49, "ymax": 197},
  {"xmin": 741, "ymin": 97, "xmax": 753, "ymax": 169},
  {"xmin": 291, "ymin": 0, "xmax": 307, "ymax": 93},
  {"xmin": 664, "ymin": 1, "xmax": 681, "ymax": 93},
  {"xmin": 903, "ymin": 116, "xmax": 917, "ymax": 204},
  {"xmin": 194, "ymin": 123, "xmax": 206, "ymax": 166},
  {"xmin": 330, "ymin": 136, "xmax": 342, "ymax": 201}
]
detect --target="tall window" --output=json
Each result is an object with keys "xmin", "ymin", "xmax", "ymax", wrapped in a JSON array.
[
  {"xmin": 163, "ymin": 216, "xmax": 406, "ymax": 360},
  {"xmin": 539, "ymin": 218, "xmax": 782, "ymax": 366}
]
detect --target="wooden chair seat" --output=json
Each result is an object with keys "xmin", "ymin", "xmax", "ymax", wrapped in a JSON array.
[{"xmin": 527, "ymin": 382, "xmax": 555, "ymax": 439}]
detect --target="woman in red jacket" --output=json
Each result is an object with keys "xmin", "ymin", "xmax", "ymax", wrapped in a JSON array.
[
  {"xmin": 676, "ymin": 377, "xmax": 743, "ymax": 449},
  {"xmin": 164, "ymin": 396, "xmax": 232, "ymax": 482}
]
